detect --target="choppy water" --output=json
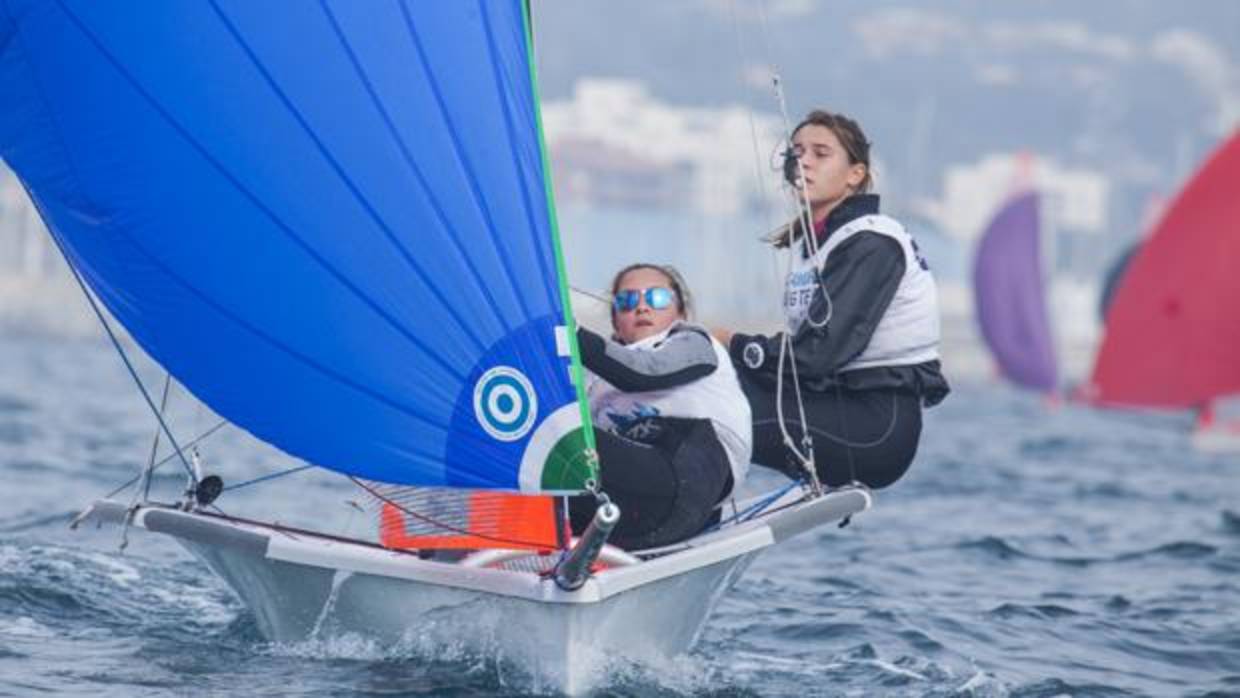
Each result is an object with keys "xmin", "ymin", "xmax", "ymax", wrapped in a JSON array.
[{"xmin": 1, "ymin": 335, "xmax": 1237, "ymax": 697}]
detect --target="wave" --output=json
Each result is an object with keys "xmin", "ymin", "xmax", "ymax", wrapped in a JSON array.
[
  {"xmin": 1010, "ymin": 677, "xmax": 1136, "ymax": 697},
  {"xmin": 0, "ymin": 510, "xmax": 76, "ymax": 534},
  {"xmin": 1221, "ymin": 510, "xmax": 1240, "ymax": 535},
  {"xmin": 956, "ymin": 535, "xmax": 1218, "ymax": 566},
  {"xmin": 0, "ymin": 542, "xmax": 237, "ymax": 636},
  {"xmin": 955, "ymin": 535, "xmax": 1096, "ymax": 567},
  {"xmin": 262, "ymin": 629, "xmax": 721, "ymax": 697},
  {"xmin": 1113, "ymin": 541, "xmax": 1217, "ymax": 562},
  {"xmin": 987, "ymin": 602, "xmax": 1081, "ymax": 620}
]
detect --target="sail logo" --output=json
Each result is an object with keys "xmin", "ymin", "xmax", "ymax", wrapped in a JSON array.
[{"xmin": 473, "ymin": 367, "xmax": 537, "ymax": 442}]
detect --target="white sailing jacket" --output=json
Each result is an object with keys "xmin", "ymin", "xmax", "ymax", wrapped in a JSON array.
[{"xmin": 583, "ymin": 323, "xmax": 753, "ymax": 491}]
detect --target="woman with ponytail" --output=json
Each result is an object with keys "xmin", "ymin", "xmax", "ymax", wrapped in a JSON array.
[{"xmin": 714, "ymin": 110, "xmax": 949, "ymax": 489}]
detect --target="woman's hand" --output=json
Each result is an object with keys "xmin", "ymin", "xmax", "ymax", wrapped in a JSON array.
[{"xmin": 710, "ymin": 327, "xmax": 734, "ymax": 347}]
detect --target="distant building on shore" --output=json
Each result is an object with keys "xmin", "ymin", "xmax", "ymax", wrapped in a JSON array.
[
  {"xmin": 542, "ymin": 79, "xmax": 784, "ymax": 216},
  {"xmin": 0, "ymin": 168, "xmax": 95, "ymax": 335},
  {"xmin": 0, "ymin": 169, "xmax": 57, "ymax": 278}
]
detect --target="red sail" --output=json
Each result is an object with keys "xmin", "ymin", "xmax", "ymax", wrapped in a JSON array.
[{"xmin": 1087, "ymin": 130, "xmax": 1240, "ymax": 407}]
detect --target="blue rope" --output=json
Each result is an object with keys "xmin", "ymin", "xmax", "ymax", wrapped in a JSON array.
[
  {"xmin": 707, "ymin": 479, "xmax": 802, "ymax": 532},
  {"xmin": 222, "ymin": 464, "xmax": 315, "ymax": 492},
  {"xmin": 737, "ymin": 480, "xmax": 802, "ymax": 522}
]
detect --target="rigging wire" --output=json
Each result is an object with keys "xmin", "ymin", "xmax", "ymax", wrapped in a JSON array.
[
  {"xmin": 754, "ymin": 392, "xmax": 900, "ymax": 449},
  {"xmin": 100, "ymin": 420, "xmax": 229, "ymax": 500},
  {"xmin": 729, "ymin": 0, "xmax": 824, "ymax": 492},
  {"xmin": 726, "ymin": 0, "xmax": 778, "ymax": 228},
  {"xmin": 736, "ymin": 0, "xmax": 894, "ymax": 490},
  {"xmin": 704, "ymin": 478, "xmax": 802, "ymax": 532},
  {"xmin": 140, "ymin": 375, "xmax": 173, "ymax": 503},
  {"xmin": 570, "ymin": 285, "xmax": 609, "ymax": 306},
  {"xmin": 223, "ymin": 464, "xmax": 315, "ymax": 492},
  {"xmin": 30, "ymin": 192, "xmax": 198, "ymax": 485},
  {"xmin": 119, "ymin": 373, "xmax": 173, "ymax": 549}
]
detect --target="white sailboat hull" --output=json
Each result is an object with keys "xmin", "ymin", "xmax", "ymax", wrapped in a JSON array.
[{"xmin": 83, "ymin": 489, "xmax": 869, "ymax": 694}]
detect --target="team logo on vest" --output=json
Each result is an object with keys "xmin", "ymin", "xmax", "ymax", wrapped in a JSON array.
[
  {"xmin": 473, "ymin": 366, "xmax": 537, "ymax": 442},
  {"xmin": 784, "ymin": 268, "xmax": 818, "ymax": 331}
]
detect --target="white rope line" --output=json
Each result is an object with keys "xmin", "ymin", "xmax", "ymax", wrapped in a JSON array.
[{"xmin": 730, "ymin": 0, "xmax": 823, "ymax": 492}]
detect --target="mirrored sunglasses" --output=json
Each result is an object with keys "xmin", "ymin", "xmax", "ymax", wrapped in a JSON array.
[{"xmin": 613, "ymin": 286, "xmax": 675, "ymax": 313}]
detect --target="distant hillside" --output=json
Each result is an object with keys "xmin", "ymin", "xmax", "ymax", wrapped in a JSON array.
[{"xmin": 532, "ymin": 1, "xmax": 1239, "ymax": 242}]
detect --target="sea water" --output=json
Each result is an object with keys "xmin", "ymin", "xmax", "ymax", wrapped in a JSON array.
[{"xmin": 1, "ymin": 332, "xmax": 1237, "ymax": 697}]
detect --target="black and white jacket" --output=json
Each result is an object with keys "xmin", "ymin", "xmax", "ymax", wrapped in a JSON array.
[
  {"xmin": 578, "ymin": 322, "xmax": 753, "ymax": 489},
  {"xmin": 730, "ymin": 194, "xmax": 950, "ymax": 406}
]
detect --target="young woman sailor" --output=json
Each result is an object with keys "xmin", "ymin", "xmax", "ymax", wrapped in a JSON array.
[
  {"xmin": 714, "ymin": 109, "xmax": 949, "ymax": 490},
  {"xmin": 571, "ymin": 263, "xmax": 752, "ymax": 550}
]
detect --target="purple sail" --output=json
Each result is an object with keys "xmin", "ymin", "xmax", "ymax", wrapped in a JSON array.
[{"xmin": 972, "ymin": 191, "xmax": 1058, "ymax": 391}]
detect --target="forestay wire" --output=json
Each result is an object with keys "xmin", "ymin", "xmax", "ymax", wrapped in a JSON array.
[{"xmin": 34, "ymin": 203, "xmax": 198, "ymax": 487}]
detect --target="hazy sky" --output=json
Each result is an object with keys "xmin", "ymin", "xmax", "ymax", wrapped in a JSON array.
[{"xmin": 532, "ymin": 1, "xmax": 1239, "ymax": 241}]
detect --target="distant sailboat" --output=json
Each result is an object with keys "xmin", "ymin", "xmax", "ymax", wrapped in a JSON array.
[
  {"xmin": 0, "ymin": 3, "xmax": 867, "ymax": 693},
  {"xmin": 973, "ymin": 189, "xmax": 1058, "ymax": 395},
  {"xmin": 1085, "ymin": 129, "xmax": 1240, "ymax": 449}
]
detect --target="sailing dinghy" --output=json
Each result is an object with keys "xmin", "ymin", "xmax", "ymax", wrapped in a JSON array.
[
  {"xmin": 973, "ymin": 189, "xmax": 1058, "ymax": 397},
  {"xmin": 1085, "ymin": 129, "xmax": 1240, "ymax": 451},
  {"xmin": 0, "ymin": 2, "xmax": 869, "ymax": 692}
]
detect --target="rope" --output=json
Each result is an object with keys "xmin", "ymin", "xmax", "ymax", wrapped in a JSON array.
[
  {"xmin": 732, "ymin": 0, "xmax": 895, "ymax": 491},
  {"xmin": 140, "ymin": 375, "xmax": 173, "ymax": 502},
  {"xmin": 726, "ymin": 0, "xmax": 778, "ymax": 222},
  {"xmin": 708, "ymin": 480, "xmax": 802, "ymax": 531},
  {"xmin": 753, "ymin": 391, "xmax": 900, "ymax": 449},
  {"xmin": 727, "ymin": 0, "xmax": 820, "ymax": 489},
  {"xmin": 570, "ymin": 285, "xmax": 610, "ymax": 306},
  {"xmin": 774, "ymin": 325, "xmax": 821, "ymax": 490},
  {"xmin": 737, "ymin": 480, "xmax": 802, "ymax": 522},
  {"xmin": 102, "ymin": 420, "xmax": 229, "ymax": 500},
  {"xmin": 223, "ymin": 464, "xmax": 315, "ymax": 492},
  {"xmin": 119, "ymin": 374, "xmax": 173, "ymax": 549},
  {"xmin": 726, "ymin": 0, "xmax": 825, "ymax": 492}
]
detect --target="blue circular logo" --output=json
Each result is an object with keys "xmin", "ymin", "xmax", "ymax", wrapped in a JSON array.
[{"xmin": 473, "ymin": 366, "xmax": 537, "ymax": 441}]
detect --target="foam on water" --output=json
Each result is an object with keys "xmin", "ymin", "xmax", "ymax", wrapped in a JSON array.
[
  {"xmin": 266, "ymin": 632, "xmax": 388, "ymax": 663},
  {"xmin": 141, "ymin": 576, "xmax": 238, "ymax": 628},
  {"xmin": 0, "ymin": 616, "xmax": 55, "ymax": 639}
]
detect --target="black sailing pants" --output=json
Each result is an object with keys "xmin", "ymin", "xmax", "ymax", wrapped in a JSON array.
[
  {"xmin": 569, "ymin": 418, "xmax": 730, "ymax": 551},
  {"xmin": 739, "ymin": 371, "xmax": 923, "ymax": 489}
]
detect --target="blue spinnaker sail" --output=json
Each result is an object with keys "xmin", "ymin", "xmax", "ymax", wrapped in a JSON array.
[{"xmin": 0, "ymin": 1, "xmax": 595, "ymax": 491}]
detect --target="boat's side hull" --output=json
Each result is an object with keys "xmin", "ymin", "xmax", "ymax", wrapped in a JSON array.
[
  {"xmin": 182, "ymin": 534, "xmax": 757, "ymax": 692},
  {"xmin": 158, "ymin": 513, "xmax": 759, "ymax": 694},
  {"xmin": 83, "ymin": 488, "xmax": 869, "ymax": 694}
]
